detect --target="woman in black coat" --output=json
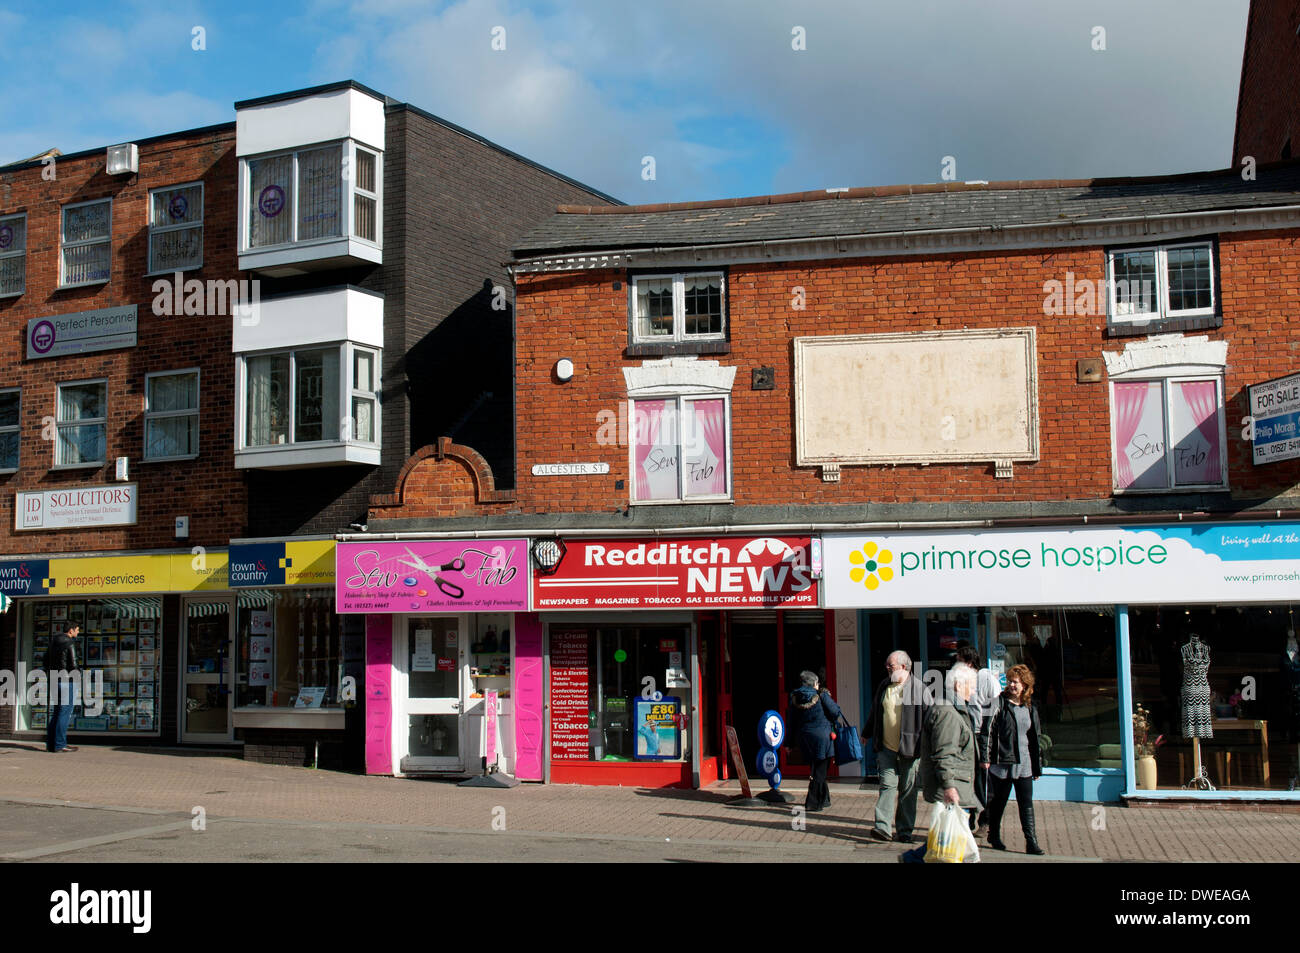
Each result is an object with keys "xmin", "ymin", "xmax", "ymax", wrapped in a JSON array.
[
  {"xmin": 787, "ymin": 670, "xmax": 843, "ymax": 811},
  {"xmin": 977, "ymin": 664, "xmax": 1045, "ymax": 854}
]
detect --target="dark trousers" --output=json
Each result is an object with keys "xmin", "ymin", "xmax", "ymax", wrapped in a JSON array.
[
  {"xmin": 972, "ymin": 763, "xmax": 989, "ymax": 827},
  {"xmin": 806, "ymin": 757, "xmax": 831, "ymax": 809},
  {"xmin": 987, "ymin": 773, "xmax": 1034, "ymax": 837}
]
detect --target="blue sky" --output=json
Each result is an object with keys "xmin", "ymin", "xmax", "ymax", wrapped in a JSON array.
[{"xmin": 0, "ymin": 0, "xmax": 1251, "ymax": 203}]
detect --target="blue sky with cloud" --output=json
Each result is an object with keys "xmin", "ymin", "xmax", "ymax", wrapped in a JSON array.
[{"xmin": 0, "ymin": 0, "xmax": 1250, "ymax": 203}]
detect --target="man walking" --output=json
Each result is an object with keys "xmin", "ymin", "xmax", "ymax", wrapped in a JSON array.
[
  {"xmin": 864, "ymin": 650, "xmax": 925, "ymax": 842},
  {"xmin": 45, "ymin": 623, "xmax": 80, "ymax": 753},
  {"xmin": 899, "ymin": 662, "xmax": 982, "ymax": 863}
]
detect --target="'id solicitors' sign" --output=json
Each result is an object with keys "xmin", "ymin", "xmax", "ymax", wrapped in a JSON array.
[
  {"xmin": 533, "ymin": 536, "xmax": 817, "ymax": 609},
  {"xmin": 1251, "ymin": 371, "xmax": 1300, "ymax": 465}
]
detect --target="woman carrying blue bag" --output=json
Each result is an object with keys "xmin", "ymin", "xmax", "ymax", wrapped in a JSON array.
[{"xmin": 787, "ymin": 670, "xmax": 843, "ymax": 812}]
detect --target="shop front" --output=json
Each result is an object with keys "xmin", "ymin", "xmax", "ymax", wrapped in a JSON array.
[
  {"xmin": 336, "ymin": 538, "xmax": 529, "ymax": 777},
  {"xmin": 824, "ymin": 521, "xmax": 1300, "ymax": 802},
  {"xmin": 531, "ymin": 535, "xmax": 824, "ymax": 788},
  {"xmin": 227, "ymin": 538, "xmax": 363, "ymax": 768},
  {"xmin": 0, "ymin": 550, "xmax": 229, "ymax": 745}
]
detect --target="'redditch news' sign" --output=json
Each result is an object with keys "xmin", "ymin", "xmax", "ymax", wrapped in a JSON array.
[
  {"xmin": 824, "ymin": 523, "xmax": 1300, "ymax": 608},
  {"xmin": 27, "ymin": 305, "xmax": 137, "ymax": 360}
]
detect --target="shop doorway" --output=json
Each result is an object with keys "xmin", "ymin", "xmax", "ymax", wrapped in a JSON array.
[
  {"xmin": 722, "ymin": 610, "xmax": 832, "ymax": 778},
  {"xmin": 181, "ymin": 597, "xmax": 236, "ymax": 743},
  {"xmin": 394, "ymin": 615, "xmax": 466, "ymax": 774}
]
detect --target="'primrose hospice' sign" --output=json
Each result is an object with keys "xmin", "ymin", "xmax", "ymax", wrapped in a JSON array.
[{"xmin": 822, "ymin": 523, "xmax": 1300, "ymax": 608}]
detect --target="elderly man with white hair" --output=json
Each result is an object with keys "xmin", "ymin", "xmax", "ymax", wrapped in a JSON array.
[
  {"xmin": 864, "ymin": 649, "xmax": 927, "ymax": 843},
  {"xmin": 899, "ymin": 662, "xmax": 982, "ymax": 863}
]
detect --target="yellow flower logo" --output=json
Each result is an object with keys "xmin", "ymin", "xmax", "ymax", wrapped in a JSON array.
[{"xmin": 849, "ymin": 542, "xmax": 894, "ymax": 591}]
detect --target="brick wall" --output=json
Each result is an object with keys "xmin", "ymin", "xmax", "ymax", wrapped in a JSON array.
[
  {"xmin": 1233, "ymin": 0, "xmax": 1300, "ymax": 164},
  {"xmin": 0, "ymin": 127, "xmax": 247, "ymax": 555},
  {"xmin": 478, "ymin": 232, "xmax": 1300, "ymax": 517}
]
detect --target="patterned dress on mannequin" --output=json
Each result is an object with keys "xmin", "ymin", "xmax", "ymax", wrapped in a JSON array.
[{"xmin": 1180, "ymin": 637, "xmax": 1213, "ymax": 739}]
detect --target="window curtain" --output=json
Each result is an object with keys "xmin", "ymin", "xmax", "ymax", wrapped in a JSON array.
[
  {"xmin": 297, "ymin": 146, "xmax": 342, "ymax": 241},
  {"xmin": 248, "ymin": 155, "xmax": 293, "ymax": 248},
  {"xmin": 1175, "ymin": 380, "xmax": 1222, "ymax": 485},
  {"xmin": 1111, "ymin": 381, "xmax": 1149, "ymax": 488},
  {"xmin": 245, "ymin": 357, "xmax": 275, "ymax": 446},
  {"xmin": 633, "ymin": 399, "xmax": 676, "ymax": 500},
  {"xmin": 685, "ymin": 399, "xmax": 728, "ymax": 496}
]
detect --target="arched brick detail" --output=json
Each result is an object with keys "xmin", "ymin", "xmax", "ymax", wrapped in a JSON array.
[{"xmin": 369, "ymin": 437, "xmax": 514, "ymax": 520}]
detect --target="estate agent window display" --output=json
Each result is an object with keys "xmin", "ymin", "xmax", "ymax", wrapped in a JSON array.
[
  {"xmin": 16, "ymin": 599, "xmax": 162, "ymax": 734},
  {"xmin": 234, "ymin": 588, "xmax": 346, "ymax": 709}
]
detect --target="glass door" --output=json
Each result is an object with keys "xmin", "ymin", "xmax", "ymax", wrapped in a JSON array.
[
  {"xmin": 181, "ymin": 597, "xmax": 235, "ymax": 743},
  {"xmin": 396, "ymin": 615, "xmax": 466, "ymax": 773}
]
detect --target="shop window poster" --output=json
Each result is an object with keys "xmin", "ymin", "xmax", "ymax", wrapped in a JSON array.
[
  {"xmin": 138, "ymin": 618, "xmax": 156, "ymax": 635},
  {"xmin": 633, "ymin": 696, "xmax": 682, "ymax": 761},
  {"xmin": 120, "ymin": 634, "xmax": 137, "ymax": 652},
  {"xmin": 139, "ymin": 635, "xmax": 157, "ymax": 652},
  {"xmin": 35, "ymin": 604, "xmax": 50, "ymax": 621},
  {"xmin": 120, "ymin": 616, "xmax": 138, "ymax": 633}
]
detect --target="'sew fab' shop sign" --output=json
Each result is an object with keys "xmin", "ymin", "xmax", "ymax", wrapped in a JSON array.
[
  {"xmin": 533, "ymin": 536, "xmax": 817, "ymax": 609},
  {"xmin": 336, "ymin": 540, "xmax": 528, "ymax": 613},
  {"xmin": 823, "ymin": 523, "xmax": 1300, "ymax": 608}
]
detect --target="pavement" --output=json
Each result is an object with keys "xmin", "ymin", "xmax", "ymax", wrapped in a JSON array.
[{"xmin": 2, "ymin": 741, "xmax": 1299, "ymax": 862}]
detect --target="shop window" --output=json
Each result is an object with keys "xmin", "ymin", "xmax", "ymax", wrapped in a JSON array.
[
  {"xmin": 0, "ymin": 212, "xmax": 26, "ymax": 297},
  {"xmin": 0, "ymin": 388, "xmax": 19, "ymax": 471},
  {"xmin": 17, "ymin": 599, "xmax": 162, "ymax": 734},
  {"xmin": 988, "ymin": 607, "xmax": 1121, "ymax": 770},
  {"xmin": 1128, "ymin": 605, "xmax": 1299, "ymax": 791},
  {"xmin": 1107, "ymin": 240, "xmax": 1216, "ymax": 328},
  {"xmin": 240, "ymin": 343, "xmax": 379, "ymax": 450},
  {"xmin": 144, "ymin": 370, "xmax": 199, "ymax": 460},
  {"xmin": 242, "ymin": 142, "xmax": 380, "ymax": 251},
  {"xmin": 235, "ymin": 589, "xmax": 346, "ymax": 708},
  {"xmin": 55, "ymin": 379, "xmax": 107, "ymax": 467},
  {"xmin": 630, "ymin": 396, "xmax": 731, "ymax": 503},
  {"xmin": 60, "ymin": 198, "xmax": 112, "ymax": 287},
  {"xmin": 550, "ymin": 625, "xmax": 691, "ymax": 763},
  {"xmin": 631, "ymin": 272, "xmax": 725, "ymax": 345},
  {"xmin": 148, "ymin": 182, "xmax": 204, "ymax": 273},
  {"xmin": 1110, "ymin": 376, "xmax": 1227, "ymax": 492}
]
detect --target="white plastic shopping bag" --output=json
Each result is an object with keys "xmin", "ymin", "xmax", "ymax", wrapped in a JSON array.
[{"xmin": 924, "ymin": 802, "xmax": 981, "ymax": 863}]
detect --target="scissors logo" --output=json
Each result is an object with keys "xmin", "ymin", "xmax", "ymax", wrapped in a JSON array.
[{"xmin": 395, "ymin": 547, "xmax": 466, "ymax": 600}]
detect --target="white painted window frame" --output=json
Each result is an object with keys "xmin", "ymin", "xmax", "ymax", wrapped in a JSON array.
[
  {"xmin": 54, "ymin": 377, "xmax": 108, "ymax": 468},
  {"xmin": 1106, "ymin": 240, "xmax": 1216, "ymax": 326},
  {"xmin": 1108, "ymin": 371, "xmax": 1229, "ymax": 493},
  {"xmin": 59, "ymin": 198, "xmax": 113, "ymax": 288},
  {"xmin": 630, "ymin": 272, "xmax": 727, "ymax": 344},
  {"xmin": 0, "ymin": 212, "xmax": 27, "ymax": 298},
  {"xmin": 627, "ymin": 392, "xmax": 733, "ymax": 505},
  {"xmin": 143, "ymin": 368, "xmax": 201, "ymax": 462},
  {"xmin": 147, "ymin": 181, "xmax": 205, "ymax": 275}
]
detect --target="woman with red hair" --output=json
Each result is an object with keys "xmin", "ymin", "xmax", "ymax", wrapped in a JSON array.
[{"xmin": 978, "ymin": 664, "xmax": 1045, "ymax": 855}]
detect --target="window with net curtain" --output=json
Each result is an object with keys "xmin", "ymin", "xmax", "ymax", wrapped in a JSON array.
[
  {"xmin": 0, "ymin": 214, "xmax": 26, "ymax": 297},
  {"xmin": 56, "ymin": 381, "xmax": 107, "ymax": 465},
  {"xmin": 632, "ymin": 273, "xmax": 724, "ymax": 342},
  {"xmin": 244, "ymin": 349, "xmax": 339, "ymax": 446},
  {"xmin": 61, "ymin": 201, "xmax": 111, "ymax": 286},
  {"xmin": 145, "ymin": 372, "xmax": 199, "ymax": 459},
  {"xmin": 149, "ymin": 184, "xmax": 203, "ymax": 273}
]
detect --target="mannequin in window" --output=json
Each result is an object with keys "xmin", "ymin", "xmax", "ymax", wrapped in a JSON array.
[
  {"xmin": 1283, "ymin": 629, "xmax": 1299, "ymax": 740},
  {"xmin": 1180, "ymin": 633, "xmax": 1213, "ymax": 739}
]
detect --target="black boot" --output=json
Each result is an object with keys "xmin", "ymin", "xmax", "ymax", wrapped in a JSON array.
[
  {"xmin": 1020, "ymin": 800, "xmax": 1045, "ymax": 855},
  {"xmin": 986, "ymin": 800, "xmax": 1007, "ymax": 850}
]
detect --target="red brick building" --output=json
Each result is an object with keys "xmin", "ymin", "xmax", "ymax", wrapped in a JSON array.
[{"xmin": 365, "ymin": 166, "xmax": 1300, "ymax": 800}]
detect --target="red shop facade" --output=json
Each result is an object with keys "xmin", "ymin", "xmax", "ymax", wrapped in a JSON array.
[{"xmin": 533, "ymin": 535, "xmax": 831, "ymax": 788}]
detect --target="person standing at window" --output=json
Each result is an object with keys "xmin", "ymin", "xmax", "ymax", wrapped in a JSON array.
[
  {"xmin": 45, "ymin": 623, "xmax": 81, "ymax": 753},
  {"xmin": 786, "ymin": 670, "xmax": 841, "ymax": 812},
  {"xmin": 979, "ymin": 664, "xmax": 1044, "ymax": 854}
]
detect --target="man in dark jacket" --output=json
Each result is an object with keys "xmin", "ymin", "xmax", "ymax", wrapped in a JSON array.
[
  {"xmin": 45, "ymin": 623, "xmax": 80, "ymax": 753},
  {"xmin": 863, "ymin": 650, "xmax": 926, "ymax": 842}
]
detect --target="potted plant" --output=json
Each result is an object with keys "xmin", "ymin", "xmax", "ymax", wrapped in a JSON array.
[{"xmin": 1133, "ymin": 704, "xmax": 1164, "ymax": 789}]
